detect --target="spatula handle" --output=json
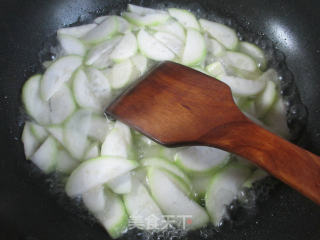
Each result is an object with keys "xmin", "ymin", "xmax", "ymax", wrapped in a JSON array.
[{"xmin": 198, "ymin": 119, "xmax": 320, "ymax": 205}]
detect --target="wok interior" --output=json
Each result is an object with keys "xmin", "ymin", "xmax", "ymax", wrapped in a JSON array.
[{"xmin": 0, "ymin": 0, "xmax": 319, "ymax": 239}]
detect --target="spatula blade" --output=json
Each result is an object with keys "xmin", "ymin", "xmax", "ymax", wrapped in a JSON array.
[{"xmin": 106, "ymin": 61, "xmax": 243, "ymax": 146}]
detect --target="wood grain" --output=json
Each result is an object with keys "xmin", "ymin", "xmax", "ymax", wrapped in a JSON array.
[{"xmin": 106, "ymin": 61, "xmax": 320, "ymax": 205}]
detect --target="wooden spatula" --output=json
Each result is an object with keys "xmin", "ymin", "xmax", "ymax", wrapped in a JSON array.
[{"xmin": 106, "ymin": 61, "xmax": 320, "ymax": 204}]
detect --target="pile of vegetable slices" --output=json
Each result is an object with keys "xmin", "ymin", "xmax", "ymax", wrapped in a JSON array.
[{"xmin": 21, "ymin": 4, "xmax": 289, "ymax": 238}]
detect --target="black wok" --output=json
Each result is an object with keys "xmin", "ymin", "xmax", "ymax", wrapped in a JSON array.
[{"xmin": 0, "ymin": 0, "xmax": 320, "ymax": 239}]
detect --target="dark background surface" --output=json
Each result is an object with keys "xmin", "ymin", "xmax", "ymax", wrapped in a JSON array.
[{"xmin": 0, "ymin": 0, "xmax": 320, "ymax": 239}]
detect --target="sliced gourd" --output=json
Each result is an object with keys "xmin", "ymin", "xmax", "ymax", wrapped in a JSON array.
[
  {"xmin": 191, "ymin": 175, "xmax": 213, "ymax": 199},
  {"xmin": 47, "ymin": 125, "xmax": 64, "ymax": 145},
  {"xmin": 49, "ymin": 84, "xmax": 76, "ymax": 124},
  {"xmin": 239, "ymin": 41, "xmax": 267, "ymax": 70},
  {"xmin": 101, "ymin": 121, "xmax": 133, "ymax": 158},
  {"xmin": 130, "ymin": 54, "xmax": 148, "ymax": 76},
  {"xmin": 151, "ymin": 19, "xmax": 186, "ymax": 41},
  {"xmin": 205, "ymin": 62, "xmax": 226, "ymax": 78},
  {"xmin": 73, "ymin": 69, "xmax": 101, "ymax": 112},
  {"xmin": 123, "ymin": 12, "xmax": 170, "ymax": 27},
  {"xmin": 153, "ymin": 31, "xmax": 184, "ymax": 57},
  {"xmin": 243, "ymin": 168, "xmax": 269, "ymax": 188},
  {"xmin": 42, "ymin": 60, "xmax": 53, "ymax": 69},
  {"xmin": 175, "ymin": 146, "xmax": 230, "ymax": 175},
  {"xmin": 88, "ymin": 115, "xmax": 112, "ymax": 142},
  {"xmin": 24, "ymin": 81, "xmax": 75, "ymax": 126},
  {"xmin": 206, "ymin": 37, "xmax": 226, "ymax": 57},
  {"xmin": 239, "ymin": 98, "xmax": 257, "ymax": 116},
  {"xmin": 85, "ymin": 36, "xmax": 122, "ymax": 69},
  {"xmin": 255, "ymin": 80, "xmax": 278, "ymax": 118},
  {"xmin": 83, "ymin": 185, "xmax": 128, "ymax": 238},
  {"xmin": 260, "ymin": 68, "xmax": 278, "ymax": 82},
  {"xmin": 141, "ymin": 157, "xmax": 191, "ymax": 186},
  {"xmin": 168, "ymin": 8, "xmax": 200, "ymax": 30},
  {"xmin": 30, "ymin": 136, "xmax": 57, "ymax": 173},
  {"xmin": 116, "ymin": 16, "xmax": 131, "ymax": 33},
  {"xmin": 107, "ymin": 172, "xmax": 132, "ymax": 194},
  {"xmin": 82, "ymin": 16, "xmax": 118, "ymax": 44},
  {"xmin": 219, "ymin": 75, "xmax": 266, "ymax": 97},
  {"xmin": 263, "ymin": 97, "xmax": 290, "ymax": 139},
  {"xmin": 123, "ymin": 177, "xmax": 165, "ymax": 230},
  {"xmin": 138, "ymin": 135, "xmax": 158, "ymax": 146},
  {"xmin": 137, "ymin": 137, "xmax": 178, "ymax": 161},
  {"xmin": 84, "ymin": 142, "xmax": 100, "ymax": 160},
  {"xmin": 137, "ymin": 29, "xmax": 175, "ymax": 61},
  {"xmin": 57, "ymin": 24, "xmax": 97, "ymax": 38},
  {"xmin": 115, "ymin": 121, "xmax": 132, "ymax": 143},
  {"xmin": 138, "ymin": 143, "xmax": 167, "ymax": 160},
  {"xmin": 199, "ymin": 19, "xmax": 238, "ymax": 50},
  {"xmin": 205, "ymin": 163, "xmax": 251, "ymax": 226},
  {"xmin": 182, "ymin": 28, "xmax": 206, "ymax": 66},
  {"xmin": 192, "ymin": 66, "xmax": 209, "ymax": 75},
  {"xmin": 56, "ymin": 148, "xmax": 79, "ymax": 174},
  {"xmin": 73, "ymin": 67, "xmax": 112, "ymax": 113},
  {"xmin": 41, "ymin": 55, "xmax": 82, "ymax": 101},
  {"xmin": 57, "ymin": 34, "xmax": 86, "ymax": 56},
  {"xmin": 128, "ymin": 4, "xmax": 166, "ymax": 15},
  {"xmin": 85, "ymin": 67, "xmax": 112, "ymax": 109},
  {"xmin": 161, "ymin": 168, "xmax": 193, "ymax": 198},
  {"xmin": 94, "ymin": 16, "xmax": 110, "ymax": 24},
  {"xmin": 63, "ymin": 109, "xmax": 92, "ymax": 160},
  {"xmin": 133, "ymin": 167, "xmax": 148, "ymax": 187},
  {"xmin": 29, "ymin": 122, "xmax": 48, "ymax": 142},
  {"xmin": 22, "ymin": 122, "xmax": 42, "ymax": 159},
  {"xmin": 65, "ymin": 156, "xmax": 138, "ymax": 196},
  {"xmin": 22, "ymin": 75, "xmax": 51, "ymax": 125},
  {"xmin": 224, "ymin": 51, "xmax": 257, "ymax": 72},
  {"xmin": 110, "ymin": 31, "xmax": 138, "ymax": 62},
  {"xmin": 107, "ymin": 59, "xmax": 138, "ymax": 89},
  {"xmin": 95, "ymin": 16, "xmax": 130, "ymax": 33},
  {"xmin": 95, "ymin": 189, "xmax": 128, "ymax": 239},
  {"xmin": 148, "ymin": 167, "xmax": 209, "ymax": 230},
  {"xmin": 83, "ymin": 185, "xmax": 106, "ymax": 213}
]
